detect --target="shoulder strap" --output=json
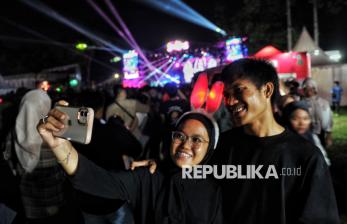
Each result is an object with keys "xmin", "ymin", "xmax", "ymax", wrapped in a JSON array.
[{"xmin": 114, "ymin": 101, "xmax": 135, "ymax": 120}]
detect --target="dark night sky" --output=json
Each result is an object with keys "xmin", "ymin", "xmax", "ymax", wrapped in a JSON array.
[
  {"xmin": 1, "ymin": 0, "xmax": 347, "ymax": 81},
  {"xmin": 0, "ymin": 0, "xmax": 219, "ymax": 50}
]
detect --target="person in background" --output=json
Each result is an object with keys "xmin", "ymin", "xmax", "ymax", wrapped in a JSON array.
[
  {"xmin": 282, "ymin": 101, "xmax": 331, "ymax": 166},
  {"xmin": 285, "ymin": 79, "xmax": 302, "ymax": 101},
  {"xmin": 73, "ymin": 90, "xmax": 142, "ymax": 224},
  {"xmin": 0, "ymin": 88, "xmax": 30, "ymax": 223},
  {"xmin": 159, "ymin": 83, "xmax": 190, "ymax": 161},
  {"xmin": 302, "ymin": 78, "xmax": 333, "ymax": 148},
  {"xmin": 331, "ymin": 81, "xmax": 343, "ymax": 114},
  {"xmin": 14, "ymin": 87, "xmax": 69, "ymax": 223},
  {"xmin": 106, "ymin": 85, "xmax": 150, "ymax": 147},
  {"xmin": 137, "ymin": 87, "xmax": 163, "ymax": 161},
  {"xmin": 37, "ymin": 110, "xmax": 223, "ymax": 224},
  {"xmin": 0, "ymin": 203, "xmax": 16, "ymax": 224},
  {"xmin": 160, "ymin": 83, "xmax": 190, "ymax": 127},
  {"xmin": 210, "ymin": 74, "xmax": 233, "ymax": 133},
  {"xmin": 275, "ymin": 94, "xmax": 296, "ymax": 125}
]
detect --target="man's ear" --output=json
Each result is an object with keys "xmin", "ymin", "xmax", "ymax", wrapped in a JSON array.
[{"xmin": 263, "ymin": 82, "xmax": 274, "ymax": 99}]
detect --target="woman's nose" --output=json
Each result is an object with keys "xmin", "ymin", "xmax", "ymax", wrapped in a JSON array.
[{"xmin": 181, "ymin": 138, "xmax": 192, "ymax": 149}]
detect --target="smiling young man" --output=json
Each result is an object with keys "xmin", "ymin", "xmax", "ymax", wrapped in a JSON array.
[{"xmin": 212, "ymin": 58, "xmax": 339, "ymax": 224}]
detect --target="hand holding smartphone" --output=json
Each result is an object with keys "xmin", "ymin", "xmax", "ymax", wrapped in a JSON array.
[{"xmin": 53, "ymin": 105, "xmax": 94, "ymax": 144}]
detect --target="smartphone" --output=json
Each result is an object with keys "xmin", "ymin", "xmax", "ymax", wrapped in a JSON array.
[{"xmin": 53, "ymin": 105, "xmax": 94, "ymax": 144}]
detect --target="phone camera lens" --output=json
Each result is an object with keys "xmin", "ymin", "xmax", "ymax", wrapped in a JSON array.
[{"xmin": 80, "ymin": 110, "xmax": 88, "ymax": 117}]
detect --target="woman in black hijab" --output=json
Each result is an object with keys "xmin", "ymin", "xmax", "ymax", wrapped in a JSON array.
[
  {"xmin": 282, "ymin": 101, "xmax": 331, "ymax": 165},
  {"xmin": 37, "ymin": 110, "xmax": 223, "ymax": 224}
]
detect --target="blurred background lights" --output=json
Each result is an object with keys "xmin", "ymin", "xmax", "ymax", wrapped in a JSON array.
[
  {"xmin": 110, "ymin": 56, "xmax": 121, "ymax": 63},
  {"xmin": 69, "ymin": 79, "xmax": 79, "ymax": 87},
  {"xmin": 166, "ymin": 40, "xmax": 189, "ymax": 53},
  {"xmin": 114, "ymin": 73, "xmax": 120, "ymax": 79},
  {"xmin": 55, "ymin": 87, "xmax": 62, "ymax": 92},
  {"xmin": 75, "ymin": 42, "xmax": 88, "ymax": 51},
  {"xmin": 325, "ymin": 50, "xmax": 342, "ymax": 62},
  {"xmin": 123, "ymin": 50, "xmax": 140, "ymax": 79}
]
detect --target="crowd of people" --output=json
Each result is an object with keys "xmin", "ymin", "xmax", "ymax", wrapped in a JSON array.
[{"xmin": 0, "ymin": 58, "xmax": 343, "ymax": 223}]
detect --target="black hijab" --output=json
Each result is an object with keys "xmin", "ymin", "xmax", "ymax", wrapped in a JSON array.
[
  {"xmin": 282, "ymin": 101, "xmax": 315, "ymax": 143},
  {"xmin": 160, "ymin": 111, "xmax": 220, "ymax": 174},
  {"xmin": 155, "ymin": 112, "xmax": 222, "ymax": 224},
  {"xmin": 175, "ymin": 112, "xmax": 219, "ymax": 165}
]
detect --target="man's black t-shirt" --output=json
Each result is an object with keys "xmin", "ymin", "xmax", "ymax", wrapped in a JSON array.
[{"xmin": 211, "ymin": 128, "xmax": 339, "ymax": 224}]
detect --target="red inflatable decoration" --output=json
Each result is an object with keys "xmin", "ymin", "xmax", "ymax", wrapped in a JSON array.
[
  {"xmin": 206, "ymin": 81, "xmax": 224, "ymax": 113},
  {"xmin": 190, "ymin": 73, "xmax": 208, "ymax": 109}
]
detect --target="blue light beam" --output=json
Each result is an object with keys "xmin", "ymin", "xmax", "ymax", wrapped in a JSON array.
[
  {"xmin": 142, "ymin": 58, "xmax": 173, "ymax": 82},
  {"xmin": 22, "ymin": 0, "xmax": 126, "ymax": 54},
  {"xmin": 2, "ymin": 18, "xmax": 116, "ymax": 71},
  {"xmin": 140, "ymin": 0, "xmax": 227, "ymax": 36}
]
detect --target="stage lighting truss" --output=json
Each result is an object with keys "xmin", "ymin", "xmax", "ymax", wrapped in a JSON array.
[{"xmin": 122, "ymin": 37, "xmax": 248, "ymax": 87}]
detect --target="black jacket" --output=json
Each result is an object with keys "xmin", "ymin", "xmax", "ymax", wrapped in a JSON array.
[
  {"xmin": 72, "ymin": 117, "xmax": 142, "ymax": 214},
  {"xmin": 70, "ymin": 154, "xmax": 223, "ymax": 224}
]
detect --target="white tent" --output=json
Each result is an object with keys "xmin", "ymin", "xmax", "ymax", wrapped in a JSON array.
[{"xmin": 293, "ymin": 27, "xmax": 333, "ymax": 66}]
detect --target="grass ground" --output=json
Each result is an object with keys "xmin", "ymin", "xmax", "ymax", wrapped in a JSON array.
[
  {"xmin": 331, "ymin": 107, "xmax": 347, "ymax": 147},
  {"xmin": 328, "ymin": 107, "xmax": 347, "ymax": 223},
  {"xmin": 329, "ymin": 107, "xmax": 347, "ymax": 166},
  {"xmin": 328, "ymin": 107, "xmax": 347, "ymax": 160}
]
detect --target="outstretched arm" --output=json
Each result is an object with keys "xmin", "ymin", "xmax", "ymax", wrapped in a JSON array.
[
  {"xmin": 37, "ymin": 107, "xmax": 78, "ymax": 175},
  {"xmin": 37, "ymin": 107, "xmax": 140, "ymax": 202}
]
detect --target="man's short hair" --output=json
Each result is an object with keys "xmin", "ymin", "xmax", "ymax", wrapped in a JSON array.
[{"xmin": 221, "ymin": 58, "xmax": 280, "ymax": 107}]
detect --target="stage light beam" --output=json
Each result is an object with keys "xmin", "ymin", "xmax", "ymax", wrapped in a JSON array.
[
  {"xmin": 140, "ymin": 0, "xmax": 226, "ymax": 36},
  {"xmin": 22, "ymin": 0, "xmax": 126, "ymax": 54}
]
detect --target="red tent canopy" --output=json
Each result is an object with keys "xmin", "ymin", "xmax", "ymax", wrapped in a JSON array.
[
  {"xmin": 253, "ymin": 46, "xmax": 310, "ymax": 81},
  {"xmin": 254, "ymin": 45, "xmax": 282, "ymax": 59}
]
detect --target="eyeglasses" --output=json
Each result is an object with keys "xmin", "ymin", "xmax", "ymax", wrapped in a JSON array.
[{"xmin": 172, "ymin": 131, "xmax": 209, "ymax": 148}]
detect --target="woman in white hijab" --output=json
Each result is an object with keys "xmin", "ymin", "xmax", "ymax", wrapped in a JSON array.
[{"xmin": 15, "ymin": 89, "xmax": 67, "ymax": 222}]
